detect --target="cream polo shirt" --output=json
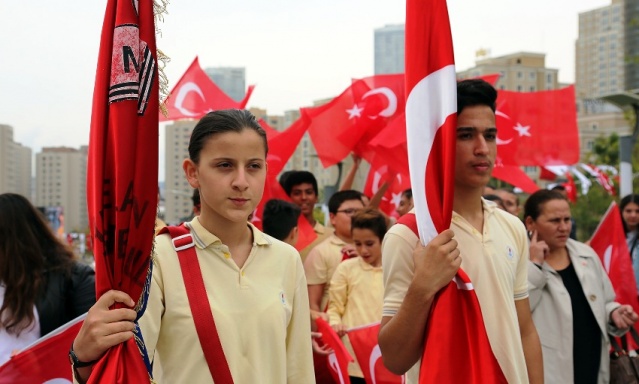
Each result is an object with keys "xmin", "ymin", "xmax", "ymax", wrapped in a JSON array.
[
  {"xmin": 140, "ymin": 218, "xmax": 315, "ymax": 384},
  {"xmin": 304, "ymin": 234, "xmax": 347, "ymax": 310},
  {"xmin": 382, "ymin": 202, "xmax": 530, "ymax": 384},
  {"xmin": 299, "ymin": 222, "xmax": 334, "ymax": 263},
  {"xmin": 328, "ymin": 257, "xmax": 383, "ymax": 378}
]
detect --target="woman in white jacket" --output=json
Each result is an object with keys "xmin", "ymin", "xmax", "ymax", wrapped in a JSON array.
[{"xmin": 524, "ymin": 189, "xmax": 637, "ymax": 384}]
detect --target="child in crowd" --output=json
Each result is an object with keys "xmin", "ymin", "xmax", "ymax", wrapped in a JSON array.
[
  {"xmin": 262, "ymin": 198, "xmax": 301, "ymax": 246},
  {"xmin": 328, "ymin": 208, "xmax": 388, "ymax": 384}
]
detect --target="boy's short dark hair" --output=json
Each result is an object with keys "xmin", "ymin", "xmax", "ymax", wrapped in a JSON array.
[
  {"xmin": 402, "ymin": 188, "xmax": 413, "ymax": 199},
  {"xmin": 262, "ymin": 199, "xmax": 301, "ymax": 241},
  {"xmin": 457, "ymin": 79, "xmax": 497, "ymax": 115},
  {"xmin": 281, "ymin": 171, "xmax": 319, "ymax": 196},
  {"xmin": 328, "ymin": 190, "xmax": 364, "ymax": 214}
]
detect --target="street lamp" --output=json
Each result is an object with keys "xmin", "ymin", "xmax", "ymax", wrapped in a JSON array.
[{"xmin": 599, "ymin": 90, "xmax": 639, "ymax": 197}]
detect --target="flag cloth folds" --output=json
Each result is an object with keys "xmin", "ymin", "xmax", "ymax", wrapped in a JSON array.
[
  {"xmin": 316, "ymin": 318, "xmax": 353, "ymax": 384},
  {"xmin": 404, "ymin": 0, "xmax": 507, "ymax": 382},
  {"xmin": 589, "ymin": 202, "xmax": 639, "ymax": 318},
  {"xmin": 160, "ymin": 56, "xmax": 255, "ymax": 122},
  {"xmin": 0, "ymin": 315, "xmax": 85, "ymax": 383},
  {"xmin": 495, "ymin": 86, "xmax": 579, "ymax": 166},
  {"xmin": 86, "ymin": 0, "xmax": 159, "ymax": 381},
  {"xmin": 491, "ymin": 164, "xmax": 540, "ymax": 194},
  {"xmin": 347, "ymin": 323, "xmax": 404, "ymax": 384}
]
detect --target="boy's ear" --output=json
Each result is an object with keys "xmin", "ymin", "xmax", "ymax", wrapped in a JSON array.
[{"xmin": 286, "ymin": 226, "xmax": 299, "ymax": 246}]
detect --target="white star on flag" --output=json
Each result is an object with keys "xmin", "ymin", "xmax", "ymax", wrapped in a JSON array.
[
  {"xmin": 514, "ymin": 123, "xmax": 531, "ymax": 137},
  {"xmin": 390, "ymin": 192, "xmax": 402, "ymax": 208},
  {"xmin": 346, "ymin": 104, "xmax": 363, "ymax": 119}
]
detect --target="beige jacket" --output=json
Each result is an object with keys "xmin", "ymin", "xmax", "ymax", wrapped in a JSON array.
[{"xmin": 528, "ymin": 239, "xmax": 624, "ymax": 384}]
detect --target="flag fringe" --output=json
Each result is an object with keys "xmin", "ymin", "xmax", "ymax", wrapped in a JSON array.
[{"xmin": 153, "ymin": 0, "xmax": 170, "ymax": 117}]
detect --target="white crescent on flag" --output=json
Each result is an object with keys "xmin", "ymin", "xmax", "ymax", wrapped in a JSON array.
[
  {"xmin": 362, "ymin": 87, "xmax": 398, "ymax": 118},
  {"xmin": 174, "ymin": 82, "xmax": 205, "ymax": 116}
]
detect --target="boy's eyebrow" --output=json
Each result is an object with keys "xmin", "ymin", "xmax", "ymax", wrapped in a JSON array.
[{"xmin": 456, "ymin": 127, "xmax": 498, "ymax": 133}]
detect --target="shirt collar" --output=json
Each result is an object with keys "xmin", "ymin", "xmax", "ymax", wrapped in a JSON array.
[{"xmin": 186, "ymin": 218, "xmax": 271, "ymax": 249}]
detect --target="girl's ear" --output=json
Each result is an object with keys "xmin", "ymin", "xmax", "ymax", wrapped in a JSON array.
[
  {"xmin": 524, "ymin": 216, "xmax": 535, "ymax": 231},
  {"xmin": 183, "ymin": 159, "xmax": 199, "ymax": 189}
]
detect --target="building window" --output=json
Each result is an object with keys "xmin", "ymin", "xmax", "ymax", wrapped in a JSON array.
[
  {"xmin": 592, "ymin": 123, "xmax": 598, "ymax": 131},
  {"xmin": 547, "ymin": 74, "xmax": 553, "ymax": 83},
  {"xmin": 517, "ymin": 71, "xmax": 522, "ymax": 78},
  {"xmin": 529, "ymin": 72, "xmax": 536, "ymax": 79},
  {"xmin": 517, "ymin": 85, "xmax": 523, "ymax": 91},
  {"xmin": 587, "ymin": 141, "xmax": 594, "ymax": 150},
  {"xmin": 530, "ymin": 86, "xmax": 535, "ymax": 91}
]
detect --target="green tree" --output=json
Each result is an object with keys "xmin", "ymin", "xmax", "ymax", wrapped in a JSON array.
[{"xmin": 570, "ymin": 186, "xmax": 614, "ymax": 241}]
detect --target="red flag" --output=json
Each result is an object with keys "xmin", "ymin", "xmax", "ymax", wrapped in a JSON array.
[
  {"xmin": 258, "ymin": 118, "xmax": 281, "ymax": 140},
  {"xmin": 582, "ymin": 164, "xmax": 616, "ymax": 196},
  {"xmin": 539, "ymin": 166, "xmax": 558, "ymax": 181},
  {"xmin": 563, "ymin": 172, "xmax": 578, "ymax": 203},
  {"xmin": 160, "ymin": 56, "xmax": 255, "ymax": 122},
  {"xmin": 363, "ymin": 158, "xmax": 411, "ymax": 217},
  {"xmin": 495, "ymin": 86, "xmax": 579, "ymax": 166},
  {"xmin": 347, "ymin": 323, "xmax": 404, "ymax": 384},
  {"xmin": 316, "ymin": 318, "xmax": 353, "ymax": 384},
  {"xmin": 267, "ymin": 115, "xmax": 310, "ymax": 175},
  {"xmin": 405, "ymin": 0, "xmax": 456, "ymax": 240},
  {"xmin": 0, "ymin": 315, "xmax": 85, "ymax": 383},
  {"xmin": 86, "ymin": 0, "xmax": 158, "ymax": 381},
  {"xmin": 491, "ymin": 164, "xmax": 540, "ymax": 194},
  {"xmin": 589, "ymin": 202, "xmax": 639, "ymax": 315}
]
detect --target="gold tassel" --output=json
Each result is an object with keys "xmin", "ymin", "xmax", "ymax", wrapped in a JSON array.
[{"xmin": 153, "ymin": 0, "xmax": 171, "ymax": 118}]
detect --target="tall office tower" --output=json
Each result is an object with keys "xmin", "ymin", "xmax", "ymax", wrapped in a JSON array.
[
  {"xmin": 0, "ymin": 124, "xmax": 33, "ymax": 198},
  {"xmin": 457, "ymin": 52, "xmax": 560, "ymax": 92},
  {"xmin": 204, "ymin": 67, "xmax": 246, "ymax": 102},
  {"xmin": 374, "ymin": 24, "xmax": 405, "ymax": 75},
  {"xmin": 625, "ymin": 0, "xmax": 639, "ymax": 90},
  {"xmin": 35, "ymin": 146, "xmax": 88, "ymax": 232},
  {"xmin": 164, "ymin": 119, "xmax": 197, "ymax": 224}
]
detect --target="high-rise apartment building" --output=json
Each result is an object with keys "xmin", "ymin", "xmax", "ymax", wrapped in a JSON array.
[
  {"xmin": 457, "ymin": 52, "xmax": 559, "ymax": 92},
  {"xmin": 0, "ymin": 124, "xmax": 32, "ymax": 198},
  {"xmin": 35, "ymin": 146, "xmax": 88, "ymax": 232},
  {"xmin": 204, "ymin": 67, "xmax": 246, "ymax": 102},
  {"xmin": 575, "ymin": 0, "xmax": 638, "ymax": 159},
  {"xmin": 164, "ymin": 119, "xmax": 197, "ymax": 224},
  {"xmin": 374, "ymin": 24, "xmax": 405, "ymax": 75}
]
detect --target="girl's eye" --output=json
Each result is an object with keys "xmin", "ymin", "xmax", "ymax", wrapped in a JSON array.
[{"xmin": 217, "ymin": 162, "xmax": 232, "ymax": 168}]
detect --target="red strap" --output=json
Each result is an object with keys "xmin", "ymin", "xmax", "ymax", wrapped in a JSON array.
[
  {"xmin": 396, "ymin": 212, "xmax": 418, "ymax": 236},
  {"xmin": 159, "ymin": 225, "xmax": 234, "ymax": 384}
]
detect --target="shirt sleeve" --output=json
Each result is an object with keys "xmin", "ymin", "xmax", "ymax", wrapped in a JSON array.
[
  {"xmin": 513, "ymin": 220, "xmax": 530, "ymax": 300},
  {"xmin": 327, "ymin": 263, "xmax": 349, "ymax": 326},
  {"xmin": 304, "ymin": 243, "xmax": 328, "ymax": 285},
  {"xmin": 382, "ymin": 227, "xmax": 418, "ymax": 317}
]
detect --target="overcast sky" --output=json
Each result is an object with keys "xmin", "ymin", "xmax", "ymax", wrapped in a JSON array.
[{"xmin": 0, "ymin": 0, "xmax": 610, "ymax": 161}]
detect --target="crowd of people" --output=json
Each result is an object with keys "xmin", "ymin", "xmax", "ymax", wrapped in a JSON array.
[{"xmin": 2, "ymin": 79, "xmax": 639, "ymax": 384}]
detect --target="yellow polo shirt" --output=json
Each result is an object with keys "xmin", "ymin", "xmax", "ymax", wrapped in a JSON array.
[
  {"xmin": 382, "ymin": 202, "xmax": 530, "ymax": 384},
  {"xmin": 328, "ymin": 257, "xmax": 383, "ymax": 378},
  {"xmin": 299, "ymin": 221, "xmax": 334, "ymax": 263},
  {"xmin": 141, "ymin": 218, "xmax": 315, "ymax": 383},
  {"xmin": 304, "ymin": 234, "xmax": 347, "ymax": 310}
]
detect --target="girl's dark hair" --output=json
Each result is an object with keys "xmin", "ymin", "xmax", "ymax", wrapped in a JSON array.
[
  {"xmin": 0, "ymin": 193, "xmax": 76, "ymax": 334},
  {"xmin": 351, "ymin": 208, "xmax": 389, "ymax": 241},
  {"xmin": 188, "ymin": 109, "xmax": 268, "ymax": 164},
  {"xmin": 620, "ymin": 194, "xmax": 639, "ymax": 233},
  {"xmin": 523, "ymin": 189, "xmax": 568, "ymax": 221}
]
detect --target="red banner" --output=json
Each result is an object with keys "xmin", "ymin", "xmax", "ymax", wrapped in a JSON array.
[
  {"xmin": 316, "ymin": 318, "xmax": 353, "ymax": 384},
  {"xmin": 86, "ymin": 0, "xmax": 158, "ymax": 381},
  {"xmin": 347, "ymin": 323, "xmax": 404, "ymax": 384}
]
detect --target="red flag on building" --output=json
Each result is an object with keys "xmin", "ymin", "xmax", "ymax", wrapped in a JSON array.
[
  {"xmin": 0, "ymin": 315, "xmax": 85, "ymax": 383},
  {"xmin": 316, "ymin": 318, "xmax": 353, "ymax": 384},
  {"xmin": 347, "ymin": 323, "xmax": 404, "ymax": 384},
  {"xmin": 404, "ymin": 0, "xmax": 507, "ymax": 382},
  {"xmin": 589, "ymin": 202, "xmax": 639, "ymax": 316},
  {"xmin": 160, "ymin": 56, "xmax": 255, "ymax": 122},
  {"xmin": 86, "ymin": 0, "xmax": 159, "ymax": 381},
  {"xmin": 495, "ymin": 86, "xmax": 579, "ymax": 166}
]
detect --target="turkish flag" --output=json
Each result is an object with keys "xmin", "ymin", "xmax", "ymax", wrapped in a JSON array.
[
  {"xmin": 491, "ymin": 164, "xmax": 540, "ymax": 194},
  {"xmin": 267, "ymin": 114, "xmax": 310, "ymax": 175},
  {"xmin": 316, "ymin": 318, "xmax": 353, "ymax": 384},
  {"xmin": 539, "ymin": 166, "xmax": 558, "ymax": 181},
  {"xmin": 589, "ymin": 202, "xmax": 639, "ymax": 348},
  {"xmin": 563, "ymin": 172, "xmax": 578, "ymax": 203},
  {"xmin": 581, "ymin": 164, "xmax": 616, "ymax": 196},
  {"xmin": 0, "ymin": 315, "xmax": 85, "ymax": 383},
  {"xmin": 347, "ymin": 323, "xmax": 404, "ymax": 384},
  {"xmin": 160, "ymin": 56, "xmax": 255, "ymax": 122},
  {"xmin": 589, "ymin": 202, "xmax": 639, "ymax": 313},
  {"xmin": 86, "ymin": 0, "xmax": 159, "ymax": 381},
  {"xmin": 363, "ymin": 157, "xmax": 411, "ymax": 217},
  {"xmin": 306, "ymin": 79, "xmax": 376, "ymax": 167},
  {"xmin": 495, "ymin": 86, "xmax": 579, "ymax": 166}
]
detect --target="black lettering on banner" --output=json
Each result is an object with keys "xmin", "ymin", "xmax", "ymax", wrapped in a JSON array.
[
  {"xmin": 122, "ymin": 46, "xmax": 140, "ymax": 73},
  {"xmin": 120, "ymin": 181, "xmax": 135, "ymax": 212},
  {"xmin": 117, "ymin": 228, "xmax": 130, "ymax": 260}
]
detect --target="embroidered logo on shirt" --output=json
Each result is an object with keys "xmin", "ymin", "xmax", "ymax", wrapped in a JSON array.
[
  {"xmin": 279, "ymin": 291, "xmax": 286, "ymax": 304},
  {"xmin": 506, "ymin": 246, "xmax": 514, "ymax": 260}
]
